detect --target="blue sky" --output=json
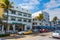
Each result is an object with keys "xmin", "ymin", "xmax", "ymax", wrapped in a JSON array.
[{"xmin": 10, "ymin": 0, "xmax": 60, "ymax": 20}]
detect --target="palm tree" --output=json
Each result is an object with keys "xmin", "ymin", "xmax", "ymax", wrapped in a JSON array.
[
  {"xmin": 0, "ymin": 18, "xmax": 3, "ymax": 24},
  {"xmin": 36, "ymin": 14, "xmax": 44, "ymax": 26},
  {"xmin": 0, "ymin": 0, "xmax": 13, "ymax": 17},
  {"xmin": 36, "ymin": 14, "xmax": 44, "ymax": 21},
  {"xmin": 53, "ymin": 16, "xmax": 58, "ymax": 22},
  {"xmin": 53, "ymin": 16, "xmax": 58, "ymax": 27},
  {"xmin": 0, "ymin": 0, "xmax": 14, "ymax": 31},
  {"xmin": 0, "ymin": 0, "xmax": 13, "ymax": 21}
]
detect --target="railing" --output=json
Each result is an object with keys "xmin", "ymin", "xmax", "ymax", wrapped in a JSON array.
[{"xmin": 4, "ymin": 13, "xmax": 31, "ymax": 18}]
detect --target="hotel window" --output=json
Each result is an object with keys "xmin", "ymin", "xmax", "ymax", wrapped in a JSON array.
[
  {"xmin": 11, "ymin": 10, "xmax": 16, "ymax": 14},
  {"xmin": 28, "ymin": 19, "xmax": 31, "ymax": 22},
  {"xmin": 23, "ymin": 19, "xmax": 27, "ymax": 22},
  {"xmin": 11, "ymin": 17, "xmax": 16, "ymax": 21},
  {"xmin": 33, "ymin": 19, "xmax": 34, "ymax": 21},
  {"xmin": 18, "ymin": 11, "xmax": 22, "ymax": 16},
  {"xmin": 33, "ymin": 23, "xmax": 37, "ymax": 25},
  {"xmin": 23, "ymin": 13, "xmax": 27, "ymax": 17},
  {"xmin": 4, "ymin": 10, "xmax": 8, "ymax": 13},
  {"xmin": 18, "ymin": 18, "xmax": 22, "ymax": 21},
  {"xmin": 3, "ymin": 15, "xmax": 7, "ymax": 20},
  {"xmin": 33, "ymin": 18, "xmax": 37, "ymax": 21},
  {"xmin": 28, "ymin": 14, "xmax": 31, "ymax": 17},
  {"xmin": 40, "ymin": 23, "xmax": 41, "ymax": 25}
]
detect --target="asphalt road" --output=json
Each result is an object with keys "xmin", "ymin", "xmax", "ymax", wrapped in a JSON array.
[{"xmin": 0, "ymin": 32, "xmax": 60, "ymax": 40}]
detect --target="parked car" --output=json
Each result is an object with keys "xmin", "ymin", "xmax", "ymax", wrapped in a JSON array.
[
  {"xmin": 18, "ymin": 30, "xmax": 33, "ymax": 35},
  {"xmin": 40, "ymin": 29, "xmax": 48, "ymax": 33},
  {"xmin": 52, "ymin": 30, "xmax": 60, "ymax": 38}
]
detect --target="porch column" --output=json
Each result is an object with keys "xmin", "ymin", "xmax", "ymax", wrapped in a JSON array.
[
  {"xmin": 30, "ymin": 24, "xmax": 32, "ymax": 30},
  {"xmin": 7, "ymin": 24, "xmax": 10, "ymax": 31},
  {"xmin": 13, "ymin": 24, "xmax": 15, "ymax": 32},
  {"xmin": 2, "ymin": 25, "xmax": 4, "ymax": 32},
  {"xmin": 24, "ymin": 25, "xmax": 27, "ymax": 31}
]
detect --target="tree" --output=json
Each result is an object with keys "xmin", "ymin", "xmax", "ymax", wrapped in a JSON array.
[
  {"xmin": 36, "ymin": 14, "xmax": 44, "ymax": 21},
  {"xmin": 0, "ymin": 18, "xmax": 3, "ymax": 24},
  {"xmin": 0, "ymin": 0, "xmax": 14, "ymax": 31},
  {"xmin": 53, "ymin": 16, "xmax": 58, "ymax": 22},
  {"xmin": 0, "ymin": 0, "xmax": 13, "ymax": 17},
  {"xmin": 53, "ymin": 16, "xmax": 58, "ymax": 27},
  {"xmin": 0, "ymin": 0, "xmax": 14, "ymax": 19},
  {"xmin": 0, "ymin": 0, "xmax": 13, "ymax": 9}
]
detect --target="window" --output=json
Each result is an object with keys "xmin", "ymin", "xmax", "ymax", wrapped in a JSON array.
[
  {"xmin": 28, "ymin": 19, "xmax": 31, "ymax": 22},
  {"xmin": 18, "ymin": 18, "xmax": 22, "ymax": 21},
  {"xmin": 4, "ymin": 10, "xmax": 8, "ymax": 13},
  {"xmin": 33, "ymin": 23, "xmax": 34, "ymax": 25},
  {"xmin": 23, "ymin": 19, "xmax": 27, "ymax": 22},
  {"xmin": 18, "ymin": 11, "xmax": 22, "ymax": 16},
  {"xmin": 40, "ymin": 23, "xmax": 41, "ymax": 25},
  {"xmin": 23, "ymin": 13, "xmax": 27, "ymax": 17},
  {"xmin": 3, "ymin": 15, "xmax": 7, "ymax": 20},
  {"xmin": 33, "ymin": 19, "xmax": 34, "ymax": 21},
  {"xmin": 28, "ymin": 14, "xmax": 31, "ymax": 17},
  {"xmin": 11, "ymin": 17, "xmax": 16, "ymax": 21},
  {"xmin": 11, "ymin": 10, "xmax": 16, "ymax": 14},
  {"xmin": 27, "ymin": 10, "xmax": 28, "ymax": 12},
  {"xmin": 27, "ymin": 27, "xmax": 30, "ymax": 30},
  {"xmin": 33, "ymin": 18, "xmax": 37, "ymax": 21},
  {"xmin": 33, "ymin": 22, "xmax": 37, "ymax": 25}
]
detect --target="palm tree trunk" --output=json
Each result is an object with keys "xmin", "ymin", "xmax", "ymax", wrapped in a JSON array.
[{"xmin": 7, "ymin": 9, "xmax": 9, "ymax": 31}]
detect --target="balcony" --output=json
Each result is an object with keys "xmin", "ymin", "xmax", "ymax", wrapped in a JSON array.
[
  {"xmin": 3, "ymin": 20, "xmax": 31, "ymax": 24},
  {"xmin": 4, "ymin": 13, "xmax": 31, "ymax": 19}
]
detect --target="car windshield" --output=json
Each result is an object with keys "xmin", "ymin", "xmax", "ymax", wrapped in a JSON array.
[{"xmin": 54, "ymin": 30, "xmax": 60, "ymax": 33}]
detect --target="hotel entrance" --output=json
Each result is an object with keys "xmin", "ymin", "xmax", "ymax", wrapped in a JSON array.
[
  {"xmin": 4, "ymin": 24, "xmax": 13, "ymax": 32},
  {"xmin": 15, "ymin": 24, "xmax": 25, "ymax": 32}
]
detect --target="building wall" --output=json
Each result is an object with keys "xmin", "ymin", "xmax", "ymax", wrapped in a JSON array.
[
  {"xmin": 2, "ymin": 7, "xmax": 32, "ymax": 32},
  {"xmin": 32, "ymin": 11, "xmax": 50, "ymax": 27}
]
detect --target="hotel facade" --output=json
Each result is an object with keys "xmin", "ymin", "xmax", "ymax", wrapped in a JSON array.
[
  {"xmin": 0, "ymin": 7, "xmax": 32, "ymax": 34},
  {"xmin": 32, "ymin": 11, "xmax": 50, "ymax": 28}
]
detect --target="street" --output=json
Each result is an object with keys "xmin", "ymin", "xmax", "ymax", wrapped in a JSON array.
[{"xmin": 0, "ymin": 32, "xmax": 60, "ymax": 40}]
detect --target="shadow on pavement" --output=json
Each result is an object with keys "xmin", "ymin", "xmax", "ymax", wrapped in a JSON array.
[
  {"xmin": 31, "ymin": 33, "xmax": 40, "ymax": 36},
  {"xmin": 3, "ymin": 35, "xmax": 25, "ymax": 39}
]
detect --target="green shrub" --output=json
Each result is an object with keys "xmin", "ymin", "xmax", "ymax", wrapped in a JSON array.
[{"xmin": 0, "ymin": 34, "xmax": 10, "ymax": 37}]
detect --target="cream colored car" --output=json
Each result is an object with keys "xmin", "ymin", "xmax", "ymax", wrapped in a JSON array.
[{"xmin": 18, "ymin": 30, "xmax": 33, "ymax": 35}]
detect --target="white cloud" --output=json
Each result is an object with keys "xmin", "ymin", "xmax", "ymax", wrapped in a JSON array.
[
  {"xmin": 44, "ymin": 0, "xmax": 60, "ymax": 9},
  {"xmin": 44, "ymin": 0, "xmax": 60, "ymax": 20},
  {"xmin": 19, "ymin": 0, "xmax": 40, "ymax": 10},
  {"xmin": 18, "ymin": 0, "xmax": 60, "ymax": 21}
]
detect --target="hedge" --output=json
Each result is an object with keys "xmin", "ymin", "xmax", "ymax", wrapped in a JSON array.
[{"xmin": 0, "ymin": 34, "xmax": 10, "ymax": 37}]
